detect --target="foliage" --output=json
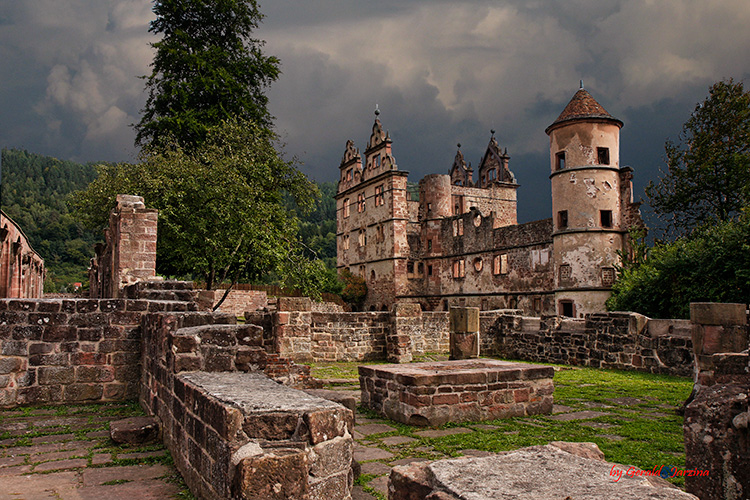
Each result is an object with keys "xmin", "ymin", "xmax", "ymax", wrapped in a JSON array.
[
  {"xmin": 646, "ymin": 79, "xmax": 750, "ymax": 235},
  {"xmin": 339, "ymin": 268, "xmax": 367, "ymax": 307},
  {"xmin": 135, "ymin": 0, "xmax": 280, "ymax": 150},
  {"xmin": 606, "ymin": 212, "xmax": 750, "ymax": 318},
  {"xmin": 0, "ymin": 148, "xmax": 100, "ymax": 292},
  {"xmin": 73, "ymin": 119, "xmax": 322, "ymax": 293},
  {"xmin": 284, "ymin": 181, "xmax": 337, "ymax": 269}
]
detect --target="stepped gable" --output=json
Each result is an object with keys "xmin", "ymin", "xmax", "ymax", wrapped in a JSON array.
[{"xmin": 545, "ymin": 88, "xmax": 623, "ymax": 133}]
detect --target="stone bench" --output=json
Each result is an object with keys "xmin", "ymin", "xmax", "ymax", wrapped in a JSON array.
[{"xmin": 359, "ymin": 359, "xmax": 554, "ymax": 426}]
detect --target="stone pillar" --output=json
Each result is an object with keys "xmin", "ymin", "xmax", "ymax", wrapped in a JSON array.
[
  {"xmin": 449, "ymin": 307, "xmax": 480, "ymax": 360},
  {"xmin": 388, "ymin": 303, "xmax": 421, "ymax": 363},
  {"xmin": 684, "ymin": 302, "xmax": 749, "ymax": 500},
  {"xmin": 274, "ymin": 297, "xmax": 313, "ymax": 363},
  {"xmin": 690, "ymin": 302, "xmax": 749, "ymax": 387}
]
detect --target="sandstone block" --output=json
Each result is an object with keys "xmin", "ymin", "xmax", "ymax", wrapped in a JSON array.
[
  {"xmin": 690, "ymin": 302, "xmax": 747, "ymax": 326},
  {"xmin": 234, "ymin": 448, "xmax": 309, "ymax": 500},
  {"xmin": 110, "ymin": 416, "xmax": 161, "ymax": 444}
]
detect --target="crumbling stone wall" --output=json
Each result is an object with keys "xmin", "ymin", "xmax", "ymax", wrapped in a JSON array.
[
  {"xmin": 683, "ymin": 303, "xmax": 749, "ymax": 500},
  {"xmin": 140, "ymin": 309, "xmax": 352, "ymax": 500},
  {"xmin": 0, "ymin": 297, "xmax": 194, "ymax": 407},
  {"xmin": 197, "ymin": 288, "xmax": 268, "ymax": 316},
  {"xmin": 89, "ymin": 195, "xmax": 158, "ymax": 298},
  {"xmin": 483, "ymin": 311, "xmax": 694, "ymax": 376}
]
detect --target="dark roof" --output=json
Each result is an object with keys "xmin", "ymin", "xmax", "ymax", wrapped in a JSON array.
[{"xmin": 545, "ymin": 89, "xmax": 623, "ymax": 134}]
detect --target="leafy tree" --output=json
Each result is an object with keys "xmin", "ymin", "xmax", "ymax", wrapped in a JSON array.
[
  {"xmin": 135, "ymin": 0, "xmax": 280, "ymax": 150},
  {"xmin": 646, "ymin": 79, "xmax": 750, "ymax": 235},
  {"xmin": 73, "ymin": 119, "xmax": 323, "ymax": 300},
  {"xmin": 606, "ymin": 212, "xmax": 750, "ymax": 318},
  {"xmin": 339, "ymin": 268, "xmax": 367, "ymax": 309}
]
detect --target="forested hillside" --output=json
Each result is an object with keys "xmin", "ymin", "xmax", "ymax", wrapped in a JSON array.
[
  {"xmin": 285, "ymin": 181, "xmax": 337, "ymax": 269},
  {"xmin": 1, "ymin": 148, "xmax": 340, "ymax": 293},
  {"xmin": 1, "ymin": 148, "xmax": 99, "ymax": 292}
]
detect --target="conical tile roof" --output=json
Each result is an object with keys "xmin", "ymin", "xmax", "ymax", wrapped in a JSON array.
[{"xmin": 545, "ymin": 89, "xmax": 623, "ymax": 134}]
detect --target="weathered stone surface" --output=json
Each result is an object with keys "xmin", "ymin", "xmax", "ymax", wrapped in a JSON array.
[
  {"xmin": 684, "ymin": 383, "xmax": 750, "ymax": 500},
  {"xmin": 234, "ymin": 448, "xmax": 309, "ymax": 500},
  {"xmin": 360, "ymin": 359, "xmax": 553, "ymax": 426},
  {"xmin": 304, "ymin": 389, "xmax": 357, "ymax": 416},
  {"xmin": 308, "ymin": 434, "xmax": 353, "ymax": 478},
  {"xmin": 549, "ymin": 440, "xmax": 605, "ymax": 461},
  {"xmin": 110, "ymin": 416, "xmax": 160, "ymax": 444},
  {"xmin": 690, "ymin": 302, "xmax": 748, "ymax": 326},
  {"xmin": 390, "ymin": 445, "xmax": 698, "ymax": 500}
]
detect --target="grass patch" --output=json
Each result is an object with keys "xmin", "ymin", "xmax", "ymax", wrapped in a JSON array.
[{"xmin": 350, "ymin": 360, "xmax": 693, "ymax": 488}]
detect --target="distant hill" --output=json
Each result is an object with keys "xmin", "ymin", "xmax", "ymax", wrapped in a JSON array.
[
  {"xmin": 284, "ymin": 181, "xmax": 337, "ymax": 269},
  {"xmin": 1, "ymin": 148, "xmax": 100, "ymax": 292}
]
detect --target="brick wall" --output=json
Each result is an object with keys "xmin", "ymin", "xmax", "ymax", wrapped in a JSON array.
[
  {"xmin": 0, "ymin": 298, "xmax": 193, "ymax": 407},
  {"xmin": 483, "ymin": 311, "xmax": 694, "ymax": 376}
]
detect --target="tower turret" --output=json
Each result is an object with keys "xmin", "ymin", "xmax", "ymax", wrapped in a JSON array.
[{"xmin": 547, "ymin": 87, "xmax": 627, "ymax": 317}]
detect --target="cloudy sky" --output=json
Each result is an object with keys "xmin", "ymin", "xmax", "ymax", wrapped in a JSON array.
[{"xmin": 2, "ymin": 1, "xmax": 749, "ymax": 223}]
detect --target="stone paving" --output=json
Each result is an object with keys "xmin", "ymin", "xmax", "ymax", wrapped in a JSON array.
[{"xmin": 0, "ymin": 403, "xmax": 183, "ymax": 500}]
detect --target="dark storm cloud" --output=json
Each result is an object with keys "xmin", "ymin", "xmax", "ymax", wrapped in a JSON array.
[{"xmin": 1, "ymin": 0, "xmax": 749, "ymax": 223}]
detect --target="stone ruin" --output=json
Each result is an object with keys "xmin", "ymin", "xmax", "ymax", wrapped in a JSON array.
[{"xmin": 1, "ymin": 194, "xmax": 748, "ymax": 499}]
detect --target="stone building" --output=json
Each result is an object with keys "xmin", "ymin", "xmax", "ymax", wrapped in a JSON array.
[
  {"xmin": 335, "ymin": 87, "xmax": 644, "ymax": 317},
  {"xmin": 0, "ymin": 210, "xmax": 45, "ymax": 298}
]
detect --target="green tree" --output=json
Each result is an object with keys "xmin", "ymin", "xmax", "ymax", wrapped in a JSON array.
[
  {"xmin": 73, "ymin": 120, "xmax": 322, "ymax": 298},
  {"xmin": 135, "ymin": 0, "xmax": 280, "ymax": 150},
  {"xmin": 606, "ymin": 212, "xmax": 750, "ymax": 318},
  {"xmin": 646, "ymin": 79, "xmax": 750, "ymax": 235}
]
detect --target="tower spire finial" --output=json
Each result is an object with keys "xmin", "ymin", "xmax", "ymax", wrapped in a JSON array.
[
  {"xmin": 374, "ymin": 104, "xmax": 380, "ymax": 117},
  {"xmin": 580, "ymin": 79, "xmax": 584, "ymax": 90}
]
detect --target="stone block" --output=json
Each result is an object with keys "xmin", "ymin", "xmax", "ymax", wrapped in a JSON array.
[
  {"xmin": 64, "ymin": 383, "xmax": 104, "ymax": 401},
  {"xmin": 242, "ymin": 412, "xmax": 300, "ymax": 440},
  {"xmin": 308, "ymin": 434, "xmax": 353, "ymax": 478},
  {"xmin": 393, "ymin": 302, "xmax": 422, "ymax": 317},
  {"xmin": 110, "ymin": 416, "xmax": 161, "ymax": 444},
  {"xmin": 37, "ymin": 366, "xmax": 75, "ymax": 385},
  {"xmin": 449, "ymin": 307, "xmax": 480, "ymax": 333},
  {"xmin": 234, "ymin": 448, "xmax": 309, "ymax": 500},
  {"xmin": 684, "ymin": 383, "xmax": 750, "ymax": 500},
  {"xmin": 277, "ymin": 297, "xmax": 312, "ymax": 312},
  {"xmin": 690, "ymin": 302, "xmax": 747, "ymax": 326}
]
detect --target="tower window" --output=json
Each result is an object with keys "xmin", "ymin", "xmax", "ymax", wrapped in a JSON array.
[
  {"xmin": 452, "ymin": 259, "xmax": 465, "ymax": 278},
  {"xmin": 343, "ymin": 199, "xmax": 350, "ymax": 218},
  {"xmin": 374, "ymin": 185, "xmax": 385, "ymax": 206},
  {"xmin": 373, "ymin": 154, "xmax": 381, "ymax": 168},
  {"xmin": 600, "ymin": 210, "xmax": 613, "ymax": 228},
  {"xmin": 407, "ymin": 261, "xmax": 414, "ymax": 275},
  {"xmin": 346, "ymin": 169, "xmax": 353, "ymax": 181},
  {"xmin": 427, "ymin": 239, "xmax": 432, "ymax": 252},
  {"xmin": 597, "ymin": 147, "xmax": 610, "ymax": 165},
  {"xmin": 357, "ymin": 192, "xmax": 366, "ymax": 213},
  {"xmin": 493, "ymin": 254, "xmax": 508, "ymax": 275},
  {"xmin": 342, "ymin": 235, "xmax": 350, "ymax": 250},
  {"xmin": 487, "ymin": 169, "xmax": 496, "ymax": 181},
  {"xmin": 601, "ymin": 267, "xmax": 616, "ymax": 286},
  {"xmin": 358, "ymin": 229, "xmax": 366, "ymax": 247},
  {"xmin": 556, "ymin": 152, "xmax": 566, "ymax": 170},
  {"xmin": 558, "ymin": 210, "xmax": 568, "ymax": 229},
  {"xmin": 427, "ymin": 264, "xmax": 433, "ymax": 276}
]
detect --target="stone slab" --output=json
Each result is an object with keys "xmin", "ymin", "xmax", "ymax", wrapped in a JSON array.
[
  {"xmin": 391, "ymin": 444, "xmax": 698, "ymax": 500},
  {"xmin": 415, "ymin": 427, "xmax": 473, "ymax": 438},
  {"xmin": 547, "ymin": 410, "xmax": 610, "ymax": 421},
  {"xmin": 355, "ymin": 423, "xmax": 396, "ymax": 436},
  {"xmin": 353, "ymin": 444, "xmax": 394, "ymax": 462},
  {"xmin": 380, "ymin": 436, "xmax": 417, "ymax": 446}
]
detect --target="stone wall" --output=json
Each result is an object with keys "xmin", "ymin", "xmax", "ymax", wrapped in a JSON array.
[
  {"xmin": 139, "ymin": 309, "xmax": 352, "ymax": 500},
  {"xmin": 250, "ymin": 300, "xmax": 454, "ymax": 364},
  {"xmin": 89, "ymin": 195, "xmax": 158, "ymax": 298},
  {"xmin": 0, "ymin": 297, "xmax": 194, "ymax": 407},
  {"xmin": 483, "ymin": 311, "xmax": 694, "ymax": 376},
  {"xmin": 197, "ymin": 288, "xmax": 268, "ymax": 317}
]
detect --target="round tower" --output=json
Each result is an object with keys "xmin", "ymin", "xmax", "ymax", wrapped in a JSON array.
[{"xmin": 546, "ymin": 86, "xmax": 625, "ymax": 317}]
